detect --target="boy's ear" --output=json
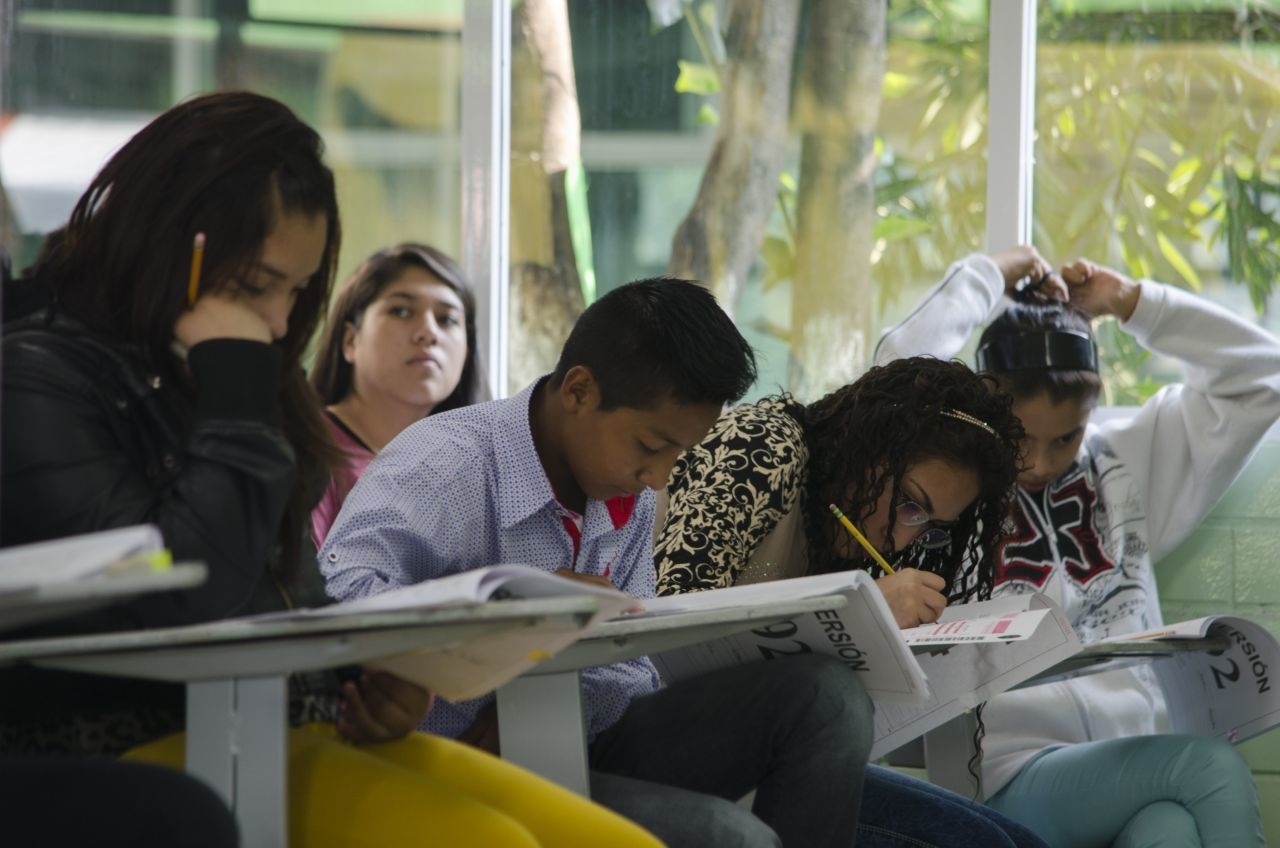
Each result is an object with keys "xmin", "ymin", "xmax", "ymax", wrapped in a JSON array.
[{"xmin": 559, "ymin": 365, "xmax": 601, "ymax": 414}]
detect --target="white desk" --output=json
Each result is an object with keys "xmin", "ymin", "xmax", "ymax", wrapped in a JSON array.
[
  {"xmin": 496, "ymin": 594, "xmax": 848, "ymax": 794},
  {"xmin": 0, "ymin": 562, "xmax": 207, "ymax": 632},
  {"xmin": 0, "ymin": 597, "xmax": 599, "ymax": 848}
]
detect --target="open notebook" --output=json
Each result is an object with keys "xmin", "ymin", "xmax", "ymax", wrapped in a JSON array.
[
  {"xmin": 306, "ymin": 565, "xmax": 635, "ymax": 622},
  {"xmin": 269, "ymin": 565, "xmax": 636, "ymax": 699}
]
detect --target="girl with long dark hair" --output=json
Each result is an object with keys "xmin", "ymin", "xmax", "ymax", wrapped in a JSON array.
[
  {"xmin": 309, "ymin": 243, "xmax": 484, "ymax": 546},
  {"xmin": 656, "ymin": 356, "xmax": 1048, "ymax": 848},
  {"xmin": 1, "ymin": 91, "xmax": 659, "ymax": 848}
]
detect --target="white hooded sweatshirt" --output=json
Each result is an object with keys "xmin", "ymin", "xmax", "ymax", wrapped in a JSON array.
[{"xmin": 874, "ymin": 254, "xmax": 1280, "ymax": 796}]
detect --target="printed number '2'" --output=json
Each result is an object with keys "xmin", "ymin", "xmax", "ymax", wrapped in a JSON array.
[
  {"xmin": 752, "ymin": 619, "xmax": 813, "ymax": 661},
  {"xmin": 1210, "ymin": 658, "xmax": 1240, "ymax": 690}
]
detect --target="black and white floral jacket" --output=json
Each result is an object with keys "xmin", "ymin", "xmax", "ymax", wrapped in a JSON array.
[{"xmin": 655, "ymin": 398, "xmax": 811, "ymax": 595}]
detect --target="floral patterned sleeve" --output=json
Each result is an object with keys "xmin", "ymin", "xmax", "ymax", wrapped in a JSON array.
[{"xmin": 654, "ymin": 399, "xmax": 810, "ymax": 594}]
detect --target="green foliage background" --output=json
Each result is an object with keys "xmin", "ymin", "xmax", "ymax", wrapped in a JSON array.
[{"xmin": 876, "ymin": 0, "xmax": 1280, "ymax": 404}]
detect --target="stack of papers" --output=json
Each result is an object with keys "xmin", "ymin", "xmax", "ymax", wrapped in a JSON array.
[
  {"xmin": 0, "ymin": 525, "xmax": 172, "ymax": 594},
  {"xmin": 0, "ymin": 525, "xmax": 205, "ymax": 632}
]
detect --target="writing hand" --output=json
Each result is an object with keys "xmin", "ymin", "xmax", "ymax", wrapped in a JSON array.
[
  {"xmin": 875, "ymin": 568, "xmax": 948, "ymax": 629},
  {"xmin": 553, "ymin": 567, "xmax": 616, "ymax": 590},
  {"xmin": 336, "ymin": 669, "xmax": 434, "ymax": 745}
]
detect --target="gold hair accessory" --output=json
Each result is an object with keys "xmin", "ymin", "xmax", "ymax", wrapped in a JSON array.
[{"xmin": 940, "ymin": 408, "xmax": 996, "ymax": 437}]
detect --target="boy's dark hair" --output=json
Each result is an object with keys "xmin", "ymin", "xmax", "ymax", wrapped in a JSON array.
[
  {"xmin": 799, "ymin": 356, "xmax": 1025, "ymax": 604},
  {"xmin": 978, "ymin": 303, "xmax": 1102, "ymax": 404},
  {"xmin": 550, "ymin": 278, "xmax": 757, "ymax": 409}
]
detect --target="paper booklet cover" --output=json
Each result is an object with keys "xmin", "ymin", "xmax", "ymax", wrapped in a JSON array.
[
  {"xmin": 636, "ymin": 572, "xmax": 1083, "ymax": 758},
  {"xmin": 0, "ymin": 524, "xmax": 168, "ymax": 593},
  {"xmin": 1103, "ymin": 616, "xmax": 1280, "ymax": 747}
]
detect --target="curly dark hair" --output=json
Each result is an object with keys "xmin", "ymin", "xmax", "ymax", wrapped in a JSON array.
[{"xmin": 798, "ymin": 356, "xmax": 1024, "ymax": 602}]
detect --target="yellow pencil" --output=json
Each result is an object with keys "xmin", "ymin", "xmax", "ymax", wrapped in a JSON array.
[
  {"xmin": 186, "ymin": 232, "xmax": 206, "ymax": 306},
  {"xmin": 828, "ymin": 503, "xmax": 896, "ymax": 575}
]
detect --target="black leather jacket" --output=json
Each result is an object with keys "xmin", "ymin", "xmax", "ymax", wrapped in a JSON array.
[{"xmin": 0, "ymin": 312, "xmax": 327, "ymax": 750}]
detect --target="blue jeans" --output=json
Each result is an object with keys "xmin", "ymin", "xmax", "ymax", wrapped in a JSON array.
[
  {"xmin": 859, "ymin": 764, "xmax": 1049, "ymax": 847},
  {"xmin": 590, "ymin": 654, "xmax": 874, "ymax": 848},
  {"xmin": 987, "ymin": 735, "xmax": 1263, "ymax": 848}
]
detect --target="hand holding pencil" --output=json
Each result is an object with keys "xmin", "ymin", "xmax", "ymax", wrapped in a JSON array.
[
  {"xmin": 875, "ymin": 569, "xmax": 948, "ymax": 629},
  {"xmin": 829, "ymin": 503, "xmax": 947, "ymax": 627}
]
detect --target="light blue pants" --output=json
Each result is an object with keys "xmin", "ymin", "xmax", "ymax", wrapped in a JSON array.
[{"xmin": 987, "ymin": 735, "xmax": 1263, "ymax": 848}]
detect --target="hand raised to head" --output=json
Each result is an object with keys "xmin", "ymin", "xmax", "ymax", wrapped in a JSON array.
[
  {"xmin": 1059, "ymin": 258, "xmax": 1141, "ymax": 321},
  {"xmin": 990, "ymin": 245, "xmax": 1066, "ymax": 302},
  {"xmin": 173, "ymin": 291, "xmax": 274, "ymax": 349}
]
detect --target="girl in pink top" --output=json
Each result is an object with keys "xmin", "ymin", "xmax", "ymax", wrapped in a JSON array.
[{"xmin": 310, "ymin": 244, "xmax": 483, "ymax": 546}]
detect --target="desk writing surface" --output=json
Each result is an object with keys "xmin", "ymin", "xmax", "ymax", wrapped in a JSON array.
[
  {"xmin": 0, "ymin": 597, "xmax": 599, "ymax": 682},
  {"xmin": 0, "ymin": 562, "xmax": 208, "ymax": 632},
  {"xmin": 0, "ymin": 586, "xmax": 600, "ymax": 848},
  {"xmin": 1016, "ymin": 636, "xmax": 1232, "ymax": 688},
  {"xmin": 527, "ymin": 595, "xmax": 847, "ymax": 674}
]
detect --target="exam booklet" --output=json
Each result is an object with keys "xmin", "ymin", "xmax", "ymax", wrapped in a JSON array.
[
  {"xmin": 304, "ymin": 565, "xmax": 635, "ymax": 622},
  {"xmin": 0, "ymin": 524, "xmax": 206, "ymax": 632},
  {"xmin": 1106, "ymin": 616, "xmax": 1280, "ymax": 746},
  {"xmin": 643, "ymin": 571, "xmax": 927, "ymax": 701},
  {"xmin": 0, "ymin": 524, "xmax": 171, "ymax": 593},
  {"xmin": 872, "ymin": 594, "xmax": 1081, "ymax": 758},
  {"xmin": 281, "ymin": 565, "xmax": 636, "ymax": 700},
  {"xmin": 638, "ymin": 572, "xmax": 1082, "ymax": 757}
]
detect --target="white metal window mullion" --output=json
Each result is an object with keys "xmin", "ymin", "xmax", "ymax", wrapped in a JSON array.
[
  {"xmin": 171, "ymin": 0, "xmax": 203, "ymax": 103},
  {"xmin": 986, "ymin": 0, "xmax": 1037, "ymax": 251},
  {"xmin": 461, "ymin": 0, "xmax": 511, "ymax": 400}
]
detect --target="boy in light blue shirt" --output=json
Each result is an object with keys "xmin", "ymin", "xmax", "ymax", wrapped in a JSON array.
[{"xmin": 322, "ymin": 278, "xmax": 874, "ymax": 847}]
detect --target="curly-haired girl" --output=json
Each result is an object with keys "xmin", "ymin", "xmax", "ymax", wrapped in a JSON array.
[
  {"xmin": 656, "ymin": 356, "xmax": 1023, "ymax": 626},
  {"xmin": 655, "ymin": 356, "xmax": 1044, "ymax": 848},
  {"xmin": 1, "ymin": 91, "xmax": 659, "ymax": 848}
]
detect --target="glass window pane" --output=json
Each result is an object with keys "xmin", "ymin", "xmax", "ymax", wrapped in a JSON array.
[
  {"xmin": 1, "ymin": 0, "xmax": 463, "ymax": 289},
  {"xmin": 507, "ymin": 0, "xmax": 990, "ymax": 400},
  {"xmin": 1034, "ymin": 0, "xmax": 1280, "ymax": 404},
  {"xmin": 878, "ymin": 1, "xmax": 990, "ymax": 354}
]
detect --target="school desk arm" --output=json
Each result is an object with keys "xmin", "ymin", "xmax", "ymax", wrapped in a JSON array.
[{"xmin": 0, "ymin": 597, "xmax": 599, "ymax": 848}]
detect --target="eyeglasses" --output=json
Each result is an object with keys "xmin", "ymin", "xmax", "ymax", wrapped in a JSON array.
[{"xmin": 896, "ymin": 499, "xmax": 953, "ymax": 550}]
